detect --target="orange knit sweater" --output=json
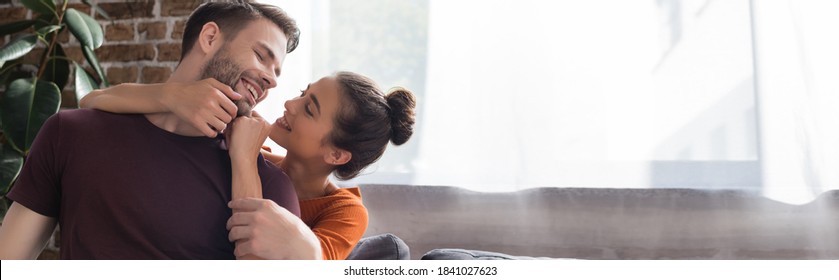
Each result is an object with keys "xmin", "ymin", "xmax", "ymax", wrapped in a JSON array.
[{"xmin": 299, "ymin": 187, "xmax": 369, "ymax": 260}]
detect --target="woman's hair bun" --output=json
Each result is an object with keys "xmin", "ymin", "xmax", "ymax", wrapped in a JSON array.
[{"xmin": 385, "ymin": 87, "xmax": 416, "ymax": 145}]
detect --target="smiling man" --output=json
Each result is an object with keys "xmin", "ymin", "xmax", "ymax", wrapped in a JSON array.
[{"xmin": 0, "ymin": 2, "xmax": 315, "ymax": 259}]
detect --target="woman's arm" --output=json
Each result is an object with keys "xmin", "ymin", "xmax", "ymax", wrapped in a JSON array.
[
  {"xmin": 80, "ymin": 83, "xmax": 168, "ymax": 113},
  {"xmin": 230, "ymin": 135, "xmax": 265, "ymax": 199},
  {"xmin": 79, "ymin": 79, "xmax": 242, "ymax": 137},
  {"xmin": 227, "ymin": 114, "xmax": 273, "ymax": 259},
  {"xmin": 228, "ymin": 114, "xmax": 272, "ymax": 199}
]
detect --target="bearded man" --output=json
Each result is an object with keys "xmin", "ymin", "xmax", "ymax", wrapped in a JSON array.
[{"xmin": 0, "ymin": 2, "xmax": 317, "ymax": 260}]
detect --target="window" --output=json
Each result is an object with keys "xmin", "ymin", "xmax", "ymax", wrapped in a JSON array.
[{"xmin": 257, "ymin": 0, "xmax": 839, "ymax": 204}]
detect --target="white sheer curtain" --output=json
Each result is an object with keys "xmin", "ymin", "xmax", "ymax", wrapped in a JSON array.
[
  {"xmin": 258, "ymin": 0, "xmax": 838, "ymax": 204},
  {"xmin": 752, "ymin": 0, "xmax": 839, "ymax": 204}
]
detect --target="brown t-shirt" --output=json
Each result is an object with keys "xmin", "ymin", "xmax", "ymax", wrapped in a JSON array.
[{"xmin": 8, "ymin": 109, "xmax": 299, "ymax": 259}]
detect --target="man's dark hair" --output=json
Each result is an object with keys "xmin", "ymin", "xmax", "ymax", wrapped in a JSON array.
[{"xmin": 180, "ymin": 1, "xmax": 300, "ymax": 61}]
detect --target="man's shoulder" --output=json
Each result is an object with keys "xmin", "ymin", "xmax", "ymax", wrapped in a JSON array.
[
  {"xmin": 255, "ymin": 153, "xmax": 300, "ymax": 215},
  {"xmin": 256, "ymin": 154, "xmax": 291, "ymax": 183},
  {"xmin": 55, "ymin": 108, "xmax": 132, "ymax": 120},
  {"xmin": 52, "ymin": 109, "xmax": 139, "ymax": 127}
]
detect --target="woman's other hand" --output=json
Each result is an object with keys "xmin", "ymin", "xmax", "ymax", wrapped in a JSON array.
[{"xmin": 227, "ymin": 111, "xmax": 272, "ymax": 160}]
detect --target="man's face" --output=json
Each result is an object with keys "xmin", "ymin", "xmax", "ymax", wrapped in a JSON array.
[
  {"xmin": 200, "ymin": 18, "xmax": 290, "ymax": 116},
  {"xmin": 200, "ymin": 46, "xmax": 250, "ymax": 115}
]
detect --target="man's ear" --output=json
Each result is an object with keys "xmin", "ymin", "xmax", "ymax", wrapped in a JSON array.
[
  {"xmin": 323, "ymin": 148, "xmax": 352, "ymax": 166},
  {"xmin": 198, "ymin": 22, "xmax": 223, "ymax": 55}
]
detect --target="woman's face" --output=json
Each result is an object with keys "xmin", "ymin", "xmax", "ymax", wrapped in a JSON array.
[{"xmin": 269, "ymin": 76, "xmax": 342, "ymax": 160}]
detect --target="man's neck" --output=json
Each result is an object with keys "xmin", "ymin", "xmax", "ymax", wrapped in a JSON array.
[
  {"xmin": 145, "ymin": 113, "xmax": 209, "ymax": 137},
  {"xmin": 144, "ymin": 67, "xmax": 208, "ymax": 137}
]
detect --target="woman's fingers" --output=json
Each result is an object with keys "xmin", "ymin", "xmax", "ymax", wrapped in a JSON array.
[
  {"xmin": 208, "ymin": 116, "xmax": 227, "ymax": 133},
  {"xmin": 217, "ymin": 96, "xmax": 238, "ymax": 121},
  {"xmin": 205, "ymin": 78, "xmax": 242, "ymax": 100},
  {"xmin": 199, "ymin": 123, "xmax": 218, "ymax": 138}
]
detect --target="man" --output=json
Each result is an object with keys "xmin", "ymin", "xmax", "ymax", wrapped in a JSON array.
[{"xmin": 0, "ymin": 2, "xmax": 317, "ymax": 259}]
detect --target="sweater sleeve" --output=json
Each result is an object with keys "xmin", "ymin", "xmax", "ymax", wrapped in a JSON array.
[{"xmin": 301, "ymin": 188, "xmax": 369, "ymax": 260}]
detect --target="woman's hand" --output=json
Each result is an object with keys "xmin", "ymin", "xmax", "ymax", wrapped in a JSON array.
[
  {"xmin": 227, "ymin": 111, "xmax": 272, "ymax": 161},
  {"xmin": 161, "ymin": 78, "xmax": 242, "ymax": 137},
  {"xmin": 80, "ymin": 80, "xmax": 240, "ymax": 138}
]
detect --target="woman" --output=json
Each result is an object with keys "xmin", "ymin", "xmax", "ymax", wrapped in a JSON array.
[{"xmin": 80, "ymin": 71, "xmax": 416, "ymax": 260}]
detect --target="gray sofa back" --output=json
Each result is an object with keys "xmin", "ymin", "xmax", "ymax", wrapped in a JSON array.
[{"xmin": 358, "ymin": 184, "xmax": 839, "ymax": 259}]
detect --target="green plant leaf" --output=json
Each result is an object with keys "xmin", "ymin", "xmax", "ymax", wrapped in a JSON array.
[
  {"xmin": 81, "ymin": 45, "xmax": 108, "ymax": 87},
  {"xmin": 65, "ymin": 8, "xmax": 103, "ymax": 50},
  {"xmin": 82, "ymin": 0, "xmax": 111, "ymax": 21},
  {"xmin": 0, "ymin": 78, "xmax": 61, "ymax": 154},
  {"xmin": 0, "ymin": 65, "xmax": 32, "ymax": 91},
  {"xmin": 74, "ymin": 62, "xmax": 98, "ymax": 103},
  {"xmin": 0, "ymin": 143, "xmax": 24, "ymax": 196},
  {"xmin": 0, "ymin": 34, "xmax": 39, "ymax": 68},
  {"xmin": 0, "ymin": 20, "xmax": 37, "ymax": 37},
  {"xmin": 0, "ymin": 197, "xmax": 9, "ymax": 222},
  {"xmin": 1, "ymin": 63, "xmax": 32, "ymax": 80},
  {"xmin": 21, "ymin": 0, "xmax": 56, "ymax": 16},
  {"xmin": 44, "ymin": 44, "xmax": 70, "ymax": 90},
  {"xmin": 35, "ymin": 25, "xmax": 62, "ymax": 38}
]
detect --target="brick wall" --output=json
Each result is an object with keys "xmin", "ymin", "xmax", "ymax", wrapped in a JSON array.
[
  {"xmin": 0, "ymin": 0, "xmax": 205, "ymax": 107},
  {"xmin": 1, "ymin": 0, "xmax": 205, "ymax": 259}
]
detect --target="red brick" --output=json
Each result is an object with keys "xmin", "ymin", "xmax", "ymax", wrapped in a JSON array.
[
  {"xmin": 138, "ymin": 22, "xmax": 166, "ymax": 40},
  {"xmin": 97, "ymin": 1, "xmax": 154, "ymax": 20},
  {"xmin": 22, "ymin": 47, "xmax": 43, "ymax": 65},
  {"xmin": 66, "ymin": 3, "xmax": 91, "ymax": 16},
  {"xmin": 106, "ymin": 66, "xmax": 139, "ymax": 85},
  {"xmin": 56, "ymin": 28, "xmax": 70, "ymax": 44},
  {"xmin": 60, "ymin": 89, "xmax": 78, "ymax": 109},
  {"xmin": 63, "ymin": 46, "xmax": 85, "ymax": 63},
  {"xmin": 157, "ymin": 43, "xmax": 182, "ymax": 62},
  {"xmin": 0, "ymin": 7, "xmax": 27, "ymax": 24},
  {"xmin": 105, "ymin": 22, "xmax": 135, "ymax": 41},
  {"xmin": 95, "ymin": 44, "xmax": 155, "ymax": 62},
  {"xmin": 141, "ymin": 66, "xmax": 173, "ymax": 83},
  {"xmin": 161, "ymin": 0, "xmax": 203, "ymax": 17},
  {"xmin": 171, "ymin": 20, "xmax": 186, "ymax": 40}
]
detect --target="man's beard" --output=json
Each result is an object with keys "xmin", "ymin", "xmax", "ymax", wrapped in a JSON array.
[{"xmin": 200, "ymin": 48, "xmax": 253, "ymax": 116}]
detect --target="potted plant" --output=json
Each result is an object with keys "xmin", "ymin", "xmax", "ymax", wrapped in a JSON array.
[{"xmin": 0, "ymin": 0, "xmax": 109, "ymax": 221}]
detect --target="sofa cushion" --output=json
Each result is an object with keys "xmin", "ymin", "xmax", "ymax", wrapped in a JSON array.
[
  {"xmin": 346, "ymin": 233, "xmax": 411, "ymax": 260},
  {"xmin": 421, "ymin": 248, "xmax": 554, "ymax": 260}
]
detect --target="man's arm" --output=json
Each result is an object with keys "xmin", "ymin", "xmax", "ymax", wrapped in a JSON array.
[
  {"xmin": 227, "ymin": 198, "xmax": 321, "ymax": 260},
  {"xmin": 0, "ymin": 202, "xmax": 58, "ymax": 259}
]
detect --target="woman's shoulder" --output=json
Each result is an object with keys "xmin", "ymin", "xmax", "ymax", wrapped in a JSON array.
[
  {"xmin": 311, "ymin": 187, "xmax": 363, "ymax": 205},
  {"xmin": 333, "ymin": 187, "xmax": 362, "ymax": 199},
  {"xmin": 301, "ymin": 187, "xmax": 365, "ymax": 211},
  {"xmin": 300, "ymin": 187, "xmax": 368, "ymax": 224}
]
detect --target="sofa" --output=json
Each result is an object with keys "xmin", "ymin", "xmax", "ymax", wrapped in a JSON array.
[{"xmin": 352, "ymin": 184, "xmax": 839, "ymax": 259}]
